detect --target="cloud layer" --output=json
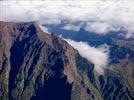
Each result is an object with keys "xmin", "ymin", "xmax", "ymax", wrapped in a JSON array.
[
  {"xmin": 65, "ymin": 39, "xmax": 109, "ymax": 74},
  {"xmin": 1, "ymin": 0, "xmax": 134, "ymax": 34}
]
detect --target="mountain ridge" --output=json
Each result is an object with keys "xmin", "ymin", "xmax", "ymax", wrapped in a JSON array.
[
  {"xmin": 0, "ymin": 21, "xmax": 134, "ymax": 100},
  {"xmin": 0, "ymin": 21, "xmax": 100, "ymax": 100}
]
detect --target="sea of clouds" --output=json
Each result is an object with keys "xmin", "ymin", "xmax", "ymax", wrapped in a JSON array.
[{"xmin": 1, "ymin": 0, "xmax": 134, "ymax": 35}]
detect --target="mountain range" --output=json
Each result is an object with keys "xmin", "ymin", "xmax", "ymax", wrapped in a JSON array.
[{"xmin": 0, "ymin": 21, "xmax": 134, "ymax": 100}]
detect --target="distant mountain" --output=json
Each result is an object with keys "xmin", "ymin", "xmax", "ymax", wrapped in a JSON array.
[
  {"xmin": 0, "ymin": 21, "xmax": 134, "ymax": 100},
  {"xmin": 48, "ymin": 25, "xmax": 134, "ymax": 63}
]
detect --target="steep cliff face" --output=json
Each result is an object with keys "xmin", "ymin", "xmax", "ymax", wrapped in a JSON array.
[
  {"xmin": 0, "ymin": 21, "xmax": 102, "ymax": 100},
  {"xmin": 49, "ymin": 23, "xmax": 134, "ymax": 100},
  {"xmin": 0, "ymin": 21, "xmax": 134, "ymax": 100}
]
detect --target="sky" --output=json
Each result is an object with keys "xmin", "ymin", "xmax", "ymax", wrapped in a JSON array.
[{"xmin": 1, "ymin": 0, "xmax": 133, "ymax": 74}]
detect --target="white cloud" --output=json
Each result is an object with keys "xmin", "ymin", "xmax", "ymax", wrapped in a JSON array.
[
  {"xmin": 125, "ymin": 33, "xmax": 133, "ymax": 39},
  {"xmin": 85, "ymin": 22, "xmax": 112, "ymax": 34},
  {"xmin": 1, "ymin": 0, "xmax": 134, "ymax": 34},
  {"xmin": 62, "ymin": 23, "xmax": 81, "ymax": 31},
  {"xmin": 65, "ymin": 39, "xmax": 109, "ymax": 74}
]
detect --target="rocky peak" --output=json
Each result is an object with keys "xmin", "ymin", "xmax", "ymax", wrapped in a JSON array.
[
  {"xmin": 0, "ymin": 22, "xmax": 98, "ymax": 100},
  {"xmin": 1, "ymin": 21, "xmax": 133, "ymax": 100}
]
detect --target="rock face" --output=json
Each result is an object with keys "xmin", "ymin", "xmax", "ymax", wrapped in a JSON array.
[
  {"xmin": 0, "ymin": 21, "xmax": 99, "ymax": 100},
  {"xmin": 0, "ymin": 21, "xmax": 134, "ymax": 100},
  {"xmin": 49, "ymin": 24, "xmax": 134, "ymax": 100}
]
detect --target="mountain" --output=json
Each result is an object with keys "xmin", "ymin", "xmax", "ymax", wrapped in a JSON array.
[
  {"xmin": 46, "ymin": 23, "xmax": 134, "ymax": 99},
  {"xmin": 0, "ymin": 21, "xmax": 99, "ymax": 100},
  {"xmin": 48, "ymin": 24, "xmax": 134, "ymax": 63},
  {"xmin": 0, "ymin": 21, "xmax": 134, "ymax": 100}
]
